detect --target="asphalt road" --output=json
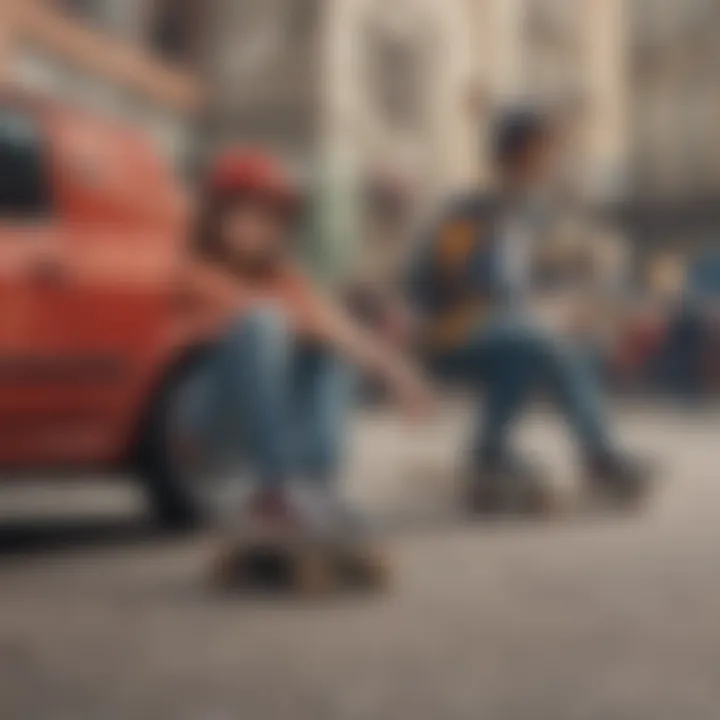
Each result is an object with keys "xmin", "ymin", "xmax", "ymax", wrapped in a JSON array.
[{"xmin": 1, "ymin": 404, "xmax": 719, "ymax": 720}]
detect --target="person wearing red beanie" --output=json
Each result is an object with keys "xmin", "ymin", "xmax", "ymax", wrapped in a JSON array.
[{"xmin": 184, "ymin": 147, "xmax": 433, "ymax": 546}]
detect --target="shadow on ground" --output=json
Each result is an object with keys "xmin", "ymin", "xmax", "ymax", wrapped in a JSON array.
[{"xmin": 0, "ymin": 517, "xmax": 166, "ymax": 558}]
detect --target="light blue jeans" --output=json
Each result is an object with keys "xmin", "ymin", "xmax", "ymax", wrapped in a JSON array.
[
  {"xmin": 431, "ymin": 317, "xmax": 614, "ymax": 466},
  {"xmin": 193, "ymin": 307, "xmax": 353, "ymax": 487}
]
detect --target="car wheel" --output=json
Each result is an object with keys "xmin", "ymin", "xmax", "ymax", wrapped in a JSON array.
[{"xmin": 138, "ymin": 360, "xmax": 249, "ymax": 531}]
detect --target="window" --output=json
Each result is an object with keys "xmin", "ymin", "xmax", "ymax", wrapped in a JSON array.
[
  {"xmin": 0, "ymin": 108, "xmax": 52, "ymax": 218},
  {"xmin": 364, "ymin": 25, "xmax": 429, "ymax": 131},
  {"xmin": 149, "ymin": 0, "xmax": 204, "ymax": 68}
]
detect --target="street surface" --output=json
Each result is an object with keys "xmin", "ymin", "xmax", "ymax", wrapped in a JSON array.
[{"xmin": 1, "ymin": 403, "xmax": 720, "ymax": 720}]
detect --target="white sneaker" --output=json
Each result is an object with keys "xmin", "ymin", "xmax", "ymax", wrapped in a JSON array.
[{"xmin": 289, "ymin": 483, "xmax": 367, "ymax": 541}]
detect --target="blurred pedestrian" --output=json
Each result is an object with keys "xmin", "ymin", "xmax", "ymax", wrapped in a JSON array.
[
  {"xmin": 649, "ymin": 251, "xmax": 720, "ymax": 400},
  {"xmin": 408, "ymin": 109, "xmax": 653, "ymax": 513}
]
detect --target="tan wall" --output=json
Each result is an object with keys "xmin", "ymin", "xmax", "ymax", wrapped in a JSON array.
[
  {"xmin": 323, "ymin": 0, "xmax": 480, "ymax": 197},
  {"xmin": 631, "ymin": 0, "xmax": 720, "ymax": 199},
  {"xmin": 582, "ymin": 0, "xmax": 627, "ymax": 200}
]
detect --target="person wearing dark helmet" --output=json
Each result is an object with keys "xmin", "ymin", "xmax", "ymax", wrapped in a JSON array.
[
  {"xmin": 184, "ymin": 148, "xmax": 432, "ymax": 535},
  {"xmin": 408, "ymin": 109, "xmax": 653, "ymax": 513}
]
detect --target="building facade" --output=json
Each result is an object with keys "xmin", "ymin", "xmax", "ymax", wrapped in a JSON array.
[
  {"xmin": 204, "ymin": 0, "xmax": 477, "ymax": 199},
  {"xmin": 206, "ymin": 0, "xmax": 628, "ymax": 200},
  {"xmin": 493, "ymin": 0, "xmax": 628, "ymax": 201},
  {"xmin": 630, "ymin": 0, "xmax": 720, "ymax": 203},
  {"xmin": 201, "ymin": 0, "xmax": 630, "ymax": 286},
  {"xmin": 0, "ymin": 0, "xmax": 205, "ymax": 163}
]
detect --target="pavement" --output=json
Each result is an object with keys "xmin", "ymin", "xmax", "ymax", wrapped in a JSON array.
[{"xmin": 1, "ymin": 403, "xmax": 720, "ymax": 720}]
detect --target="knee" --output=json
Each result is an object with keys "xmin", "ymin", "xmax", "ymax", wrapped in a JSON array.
[
  {"xmin": 498, "ymin": 326, "xmax": 584, "ymax": 380},
  {"xmin": 517, "ymin": 328, "xmax": 592, "ymax": 381},
  {"xmin": 224, "ymin": 305, "xmax": 291, "ymax": 357},
  {"xmin": 500, "ymin": 325, "xmax": 555, "ymax": 361},
  {"xmin": 235, "ymin": 305, "xmax": 288, "ymax": 336}
]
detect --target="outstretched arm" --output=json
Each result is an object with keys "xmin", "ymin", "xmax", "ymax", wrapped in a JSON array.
[{"xmin": 299, "ymin": 283, "xmax": 434, "ymax": 419}]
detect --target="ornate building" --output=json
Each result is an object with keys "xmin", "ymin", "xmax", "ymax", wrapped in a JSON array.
[
  {"xmin": 630, "ymin": 0, "xmax": 720, "ymax": 202},
  {"xmin": 200, "ymin": 0, "xmax": 630, "ymax": 285},
  {"xmin": 204, "ymin": 0, "xmax": 478, "ymax": 202}
]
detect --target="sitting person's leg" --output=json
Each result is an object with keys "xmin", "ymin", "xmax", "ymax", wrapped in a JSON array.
[
  {"xmin": 433, "ymin": 318, "xmax": 650, "ymax": 506},
  {"xmin": 288, "ymin": 343, "xmax": 361, "ymax": 531},
  {"xmin": 500, "ymin": 322, "xmax": 651, "ymax": 497},
  {"xmin": 432, "ymin": 320, "xmax": 544, "ymax": 463},
  {"xmin": 469, "ymin": 322, "xmax": 547, "ymax": 469},
  {"xmin": 529, "ymin": 328, "xmax": 613, "ymax": 458},
  {"xmin": 431, "ymin": 320, "xmax": 548, "ymax": 511},
  {"xmin": 204, "ymin": 307, "xmax": 295, "ymax": 515},
  {"xmin": 290, "ymin": 343, "xmax": 353, "ymax": 485},
  {"xmin": 203, "ymin": 311, "xmax": 365, "ymax": 530}
]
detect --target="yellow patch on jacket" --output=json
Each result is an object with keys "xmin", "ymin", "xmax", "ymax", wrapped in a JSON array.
[{"xmin": 438, "ymin": 220, "xmax": 478, "ymax": 271}]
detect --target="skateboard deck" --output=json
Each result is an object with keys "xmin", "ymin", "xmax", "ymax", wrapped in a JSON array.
[{"xmin": 210, "ymin": 526, "xmax": 389, "ymax": 595}]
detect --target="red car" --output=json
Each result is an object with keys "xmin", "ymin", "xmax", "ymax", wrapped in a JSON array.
[{"xmin": 0, "ymin": 92, "xmax": 222, "ymax": 527}]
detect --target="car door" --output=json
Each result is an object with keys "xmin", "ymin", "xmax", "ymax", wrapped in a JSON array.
[
  {"xmin": 0, "ymin": 103, "xmax": 150, "ymax": 469},
  {"xmin": 0, "ymin": 102, "xmax": 186, "ymax": 470},
  {"xmin": 44, "ymin": 109, "xmax": 187, "ymax": 466},
  {"xmin": 0, "ymin": 101, "xmax": 80, "ymax": 467}
]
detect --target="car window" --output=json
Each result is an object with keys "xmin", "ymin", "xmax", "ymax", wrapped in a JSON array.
[{"xmin": 0, "ymin": 107, "xmax": 53, "ymax": 219}]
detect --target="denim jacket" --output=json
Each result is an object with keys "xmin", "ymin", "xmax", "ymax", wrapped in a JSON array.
[{"xmin": 408, "ymin": 193, "xmax": 515, "ymax": 350}]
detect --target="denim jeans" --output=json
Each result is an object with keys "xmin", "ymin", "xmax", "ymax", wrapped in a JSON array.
[
  {"xmin": 191, "ymin": 307, "xmax": 353, "ymax": 487},
  {"xmin": 430, "ymin": 317, "xmax": 613, "ymax": 465}
]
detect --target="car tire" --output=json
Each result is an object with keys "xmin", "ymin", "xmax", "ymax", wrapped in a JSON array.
[{"xmin": 137, "ymin": 358, "xmax": 213, "ymax": 531}]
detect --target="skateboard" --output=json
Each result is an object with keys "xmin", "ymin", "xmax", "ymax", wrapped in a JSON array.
[{"xmin": 210, "ymin": 526, "xmax": 389, "ymax": 595}]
